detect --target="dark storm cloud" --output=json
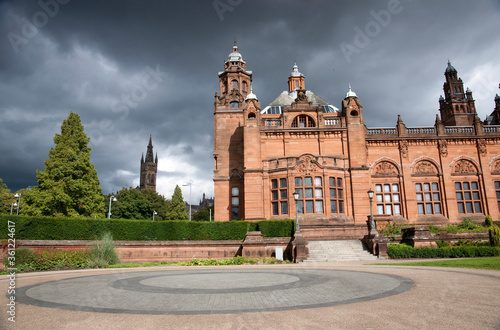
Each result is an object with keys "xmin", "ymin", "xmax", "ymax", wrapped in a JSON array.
[{"xmin": 1, "ymin": 0, "xmax": 499, "ymax": 201}]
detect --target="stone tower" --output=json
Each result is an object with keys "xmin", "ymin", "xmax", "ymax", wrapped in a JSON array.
[
  {"xmin": 213, "ymin": 42, "xmax": 254, "ymax": 220},
  {"xmin": 140, "ymin": 136, "xmax": 158, "ymax": 190},
  {"xmin": 439, "ymin": 61, "xmax": 477, "ymax": 126}
]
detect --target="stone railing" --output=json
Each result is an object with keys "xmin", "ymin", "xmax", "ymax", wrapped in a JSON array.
[{"xmin": 262, "ymin": 119, "xmax": 282, "ymax": 128}]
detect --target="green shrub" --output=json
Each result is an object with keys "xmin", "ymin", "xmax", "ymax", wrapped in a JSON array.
[
  {"xmin": 4, "ymin": 248, "xmax": 90, "ymax": 272},
  {"xmin": 429, "ymin": 219, "xmax": 488, "ymax": 234},
  {"xmin": 489, "ymin": 225, "xmax": 500, "ymax": 247},
  {"xmin": 387, "ymin": 243, "xmax": 500, "ymax": 259},
  {"xmin": 89, "ymin": 232, "xmax": 120, "ymax": 267},
  {"xmin": 435, "ymin": 240, "xmax": 450, "ymax": 248},
  {"xmin": 379, "ymin": 222, "xmax": 407, "ymax": 237},
  {"xmin": 485, "ymin": 215, "xmax": 493, "ymax": 227}
]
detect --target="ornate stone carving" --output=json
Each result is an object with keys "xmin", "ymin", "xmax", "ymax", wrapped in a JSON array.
[
  {"xmin": 438, "ymin": 140, "xmax": 448, "ymax": 157},
  {"xmin": 414, "ymin": 160, "xmax": 438, "ymax": 174},
  {"xmin": 477, "ymin": 139, "xmax": 487, "ymax": 157},
  {"xmin": 374, "ymin": 161, "xmax": 398, "ymax": 175},
  {"xmin": 399, "ymin": 140, "xmax": 408, "ymax": 158},
  {"xmin": 453, "ymin": 159, "xmax": 477, "ymax": 173},
  {"xmin": 493, "ymin": 160, "xmax": 500, "ymax": 173},
  {"xmin": 296, "ymin": 155, "xmax": 317, "ymax": 175}
]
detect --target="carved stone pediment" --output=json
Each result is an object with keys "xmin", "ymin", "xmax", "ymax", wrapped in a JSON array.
[
  {"xmin": 296, "ymin": 155, "xmax": 319, "ymax": 175},
  {"xmin": 453, "ymin": 159, "xmax": 477, "ymax": 173},
  {"xmin": 414, "ymin": 160, "xmax": 438, "ymax": 175},
  {"xmin": 374, "ymin": 161, "xmax": 398, "ymax": 175}
]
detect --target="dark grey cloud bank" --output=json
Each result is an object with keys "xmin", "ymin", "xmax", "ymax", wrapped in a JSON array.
[{"xmin": 1, "ymin": 0, "xmax": 499, "ymax": 201}]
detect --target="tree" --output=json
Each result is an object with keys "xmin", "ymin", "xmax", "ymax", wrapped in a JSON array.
[
  {"xmin": 192, "ymin": 206, "xmax": 214, "ymax": 221},
  {"xmin": 24, "ymin": 112, "xmax": 105, "ymax": 217},
  {"xmin": 0, "ymin": 178, "xmax": 14, "ymax": 214},
  {"xmin": 108, "ymin": 187, "xmax": 169, "ymax": 220},
  {"xmin": 165, "ymin": 185, "xmax": 188, "ymax": 220}
]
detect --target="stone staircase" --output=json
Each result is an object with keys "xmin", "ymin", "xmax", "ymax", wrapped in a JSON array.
[{"xmin": 304, "ymin": 239, "xmax": 379, "ymax": 262}]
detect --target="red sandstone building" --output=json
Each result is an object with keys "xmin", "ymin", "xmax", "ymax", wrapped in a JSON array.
[{"xmin": 213, "ymin": 44, "xmax": 500, "ymax": 233}]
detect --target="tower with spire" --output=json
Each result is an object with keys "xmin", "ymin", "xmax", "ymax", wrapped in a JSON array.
[
  {"xmin": 439, "ymin": 61, "xmax": 477, "ymax": 126},
  {"xmin": 139, "ymin": 136, "xmax": 158, "ymax": 190}
]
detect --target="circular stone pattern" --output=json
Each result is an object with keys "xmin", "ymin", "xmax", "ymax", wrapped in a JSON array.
[{"xmin": 17, "ymin": 269, "xmax": 413, "ymax": 315}]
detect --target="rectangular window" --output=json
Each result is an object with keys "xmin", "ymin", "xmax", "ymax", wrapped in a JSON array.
[
  {"xmin": 295, "ymin": 175, "xmax": 327, "ymax": 214},
  {"xmin": 455, "ymin": 180, "xmax": 482, "ymax": 214},
  {"xmin": 375, "ymin": 183, "xmax": 401, "ymax": 215},
  {"xmin": 329, "ymin": 176, "xmax": 344, "ymax": 214},
  {"xmin": 496, "ymin": 181, "xmax": 500, "ymax": 211},
  {"xmin": 270, "ymin": 178, "xmax": 288, "ymax": 215},
  {"xmin": 416, "ymin": 182, "xmax": 442, "ymax": 215},
  {"xmin": 231, "ymin": 187, "xmax": 239, "ymax": 220}
]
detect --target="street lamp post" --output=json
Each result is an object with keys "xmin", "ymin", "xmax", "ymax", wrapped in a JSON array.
[
  {"xmin": 10, "ymin": 203, "xmax": 17, "ymax": 215},
  {"xmin": 183, "ymin": 181, "xmax": 193, "ymax": 221},
  {"xmin": 152, "ymin": 210, "xmax": 157, "ymax": 221},
  {"xmin": 108, "ymin": 196, "xmax": 117, "ymax": 219},
  {"xmin": 14, "ymin": 193, "xmax": 21, "ymax": 215},
  {"xmin": 367, "ymin": 189, "xmax": 377, "ymax": 234},
  {"xmin": 293, "ymin": 192, "xmax": 300, "ymax": 233}
]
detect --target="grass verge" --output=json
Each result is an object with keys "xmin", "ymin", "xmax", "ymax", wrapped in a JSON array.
[{"xmin": 378, "ymin": 257, "xmax": 500, "ymax": 270}]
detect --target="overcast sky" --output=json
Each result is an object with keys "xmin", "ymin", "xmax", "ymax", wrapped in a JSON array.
[{"xmin": 1, "ymin": 0, "xmax": 499, "ymax": 203}]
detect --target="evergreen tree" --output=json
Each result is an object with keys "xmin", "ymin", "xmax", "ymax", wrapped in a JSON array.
[
  {"xmin": 165, "ymin": 185, "xmax": 188, "ymax": 220},
  {"xmin": 25, "ymin": 112, "xmax": 105, "ymax": 217}
]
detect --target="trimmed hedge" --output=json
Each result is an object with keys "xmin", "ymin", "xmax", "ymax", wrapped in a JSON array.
[
  {"xmin": 0, "ymin": 215, "xmax": 294, "ymax": 241},
  {"xmin": 387, "ymin": 243, "xmax": 500, "ymax": 259}
]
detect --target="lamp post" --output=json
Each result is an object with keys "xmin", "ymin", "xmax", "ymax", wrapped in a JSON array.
[
  {"xmin": 183, "ymin": 180, "xmax": 193, "ymax": 221},
  {"xmin": 108, "ymin": 196, "xmax": 117, "ymax": 219},
  {"xmin": 152, "ymin": 210, "xmax": 157, "ymax": 221},
  {"xmin": 367, "ymin": 189, "xmax": 377, "ymax": 234},
  {"xmin": 14, "ymin": 193, "xmax": 21, "ymax": 215},
  {"xmin": 10, "ymin": 203, "xmax": 17, "ymax": 215},
  {"xmin": 293, "ymin": 192, "xmax": 300, "ymax": 233}
]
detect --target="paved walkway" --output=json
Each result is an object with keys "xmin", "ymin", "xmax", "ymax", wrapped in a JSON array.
[{"xmin": 2, "ymin": 259, "xmax": 500, "ymax": 329}]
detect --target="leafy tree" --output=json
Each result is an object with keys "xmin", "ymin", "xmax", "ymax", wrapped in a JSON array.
[
  {"xmin": 0, "ymin": 178, "xmax": 14, "ymax": 214},
  {"xmin": 192, "ymin": 206, "xmax": 214, "ymax": 222},
  {"xmin": 165, "ymin": 185, "xmax": 188, "ymax": 220},
  {"xmin": 24, "ymin": 112, "xmax": 105, "ymax": 217},
  {"xmin": 108, "ymin": 187, "xmax": 169, "ymax": 220}
]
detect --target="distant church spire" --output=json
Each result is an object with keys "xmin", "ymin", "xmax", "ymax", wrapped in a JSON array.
[{"xmin": 139, "ymin": 135, "xmax": 158, "ymax": 190}]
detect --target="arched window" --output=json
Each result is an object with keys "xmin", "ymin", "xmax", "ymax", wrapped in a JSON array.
[
  {"xmin": 248, "ymin": 112, "xmax": 256, "ymax": 119},
  {"xmin": 350, "ymin": 110, "xmax": 358, "ymax": 116},
  {"xmin": 291, "ymin": 115, "xmax": 315, "ymax": 128},
  {"xmin": 230, "ymin": 101, "xmax": 239, "ymax": 109},
  {"xmin": 242, "ymin": 81, "xmax": 248, "ymax": 91},
  {"xmin": 232, "ymin": 80, "xmax": 238, "ymax": 90}
]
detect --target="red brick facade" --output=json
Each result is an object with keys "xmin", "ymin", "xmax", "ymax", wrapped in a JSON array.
[{"xmin": 213, "ymin": 45, "xmax": 500, "ymax": 230}]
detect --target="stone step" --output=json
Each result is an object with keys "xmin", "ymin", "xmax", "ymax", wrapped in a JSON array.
[{"xmin": 305, "ymin": 239, "xmax": 378, "ymax": 262}]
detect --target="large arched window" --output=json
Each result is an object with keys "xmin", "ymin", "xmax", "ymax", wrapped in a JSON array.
[
  {"xmin": 291, "ymin": 115, "xmax": 315, "ymax": 128},
  {"xmin": 230, "ymin": 101, "xmax": 239, "ymax": 109},
  {"xmin": 232, "ymin": 80, "xmax": 238, "ymax": 90}
]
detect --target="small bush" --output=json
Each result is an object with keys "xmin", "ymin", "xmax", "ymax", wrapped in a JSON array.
[
  {"xmin": 489, "ymin": 225, "xmax": 500, "ymax": 247},
  {"xmin": 379, "ymin": 222, "xmax": 407, "ymax": 237},
  {"xmin": 89, "ymin": 232, "xmax": 120, "ymax": 267},
  {"xmin": 435, "ymin": 240, "xmax": 450, "ymax": 248},
  {"xmin": 485, "ymin": 215, "xmax": 493, "ymax": 227}
]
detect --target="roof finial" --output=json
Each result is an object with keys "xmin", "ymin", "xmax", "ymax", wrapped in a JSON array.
[{"xmin": 346, "ymin": 83, "xmax": 357, "ymax": 98}]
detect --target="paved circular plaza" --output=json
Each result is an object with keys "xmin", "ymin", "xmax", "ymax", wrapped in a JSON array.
[{"xmin": 17, "ymin": 268, "xmax": 413, "ymax": 315}]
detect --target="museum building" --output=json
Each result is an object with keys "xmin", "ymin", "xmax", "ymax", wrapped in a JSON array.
[{"xmin": 213, "ymin": 44, "xmax": 500, "ymax": 232}]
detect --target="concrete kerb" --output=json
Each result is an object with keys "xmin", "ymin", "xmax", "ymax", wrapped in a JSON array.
[{"xmin": 1, "ymin": 260, "xmax": 500, "ymax": 329}]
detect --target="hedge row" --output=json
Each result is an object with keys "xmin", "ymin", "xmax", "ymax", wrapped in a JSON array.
[
  {"xmin": 387, "ymin": 243, "xmax": 500, "ymax": 259},
  {"xmin": 0, "ymin": 216, "xmax": 295, "ymax": 241}
]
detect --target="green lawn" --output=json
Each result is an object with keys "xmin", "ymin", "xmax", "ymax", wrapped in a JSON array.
[{"xmin": 379, "ymin": 257, "xmax": 500, "ymax": 270}]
